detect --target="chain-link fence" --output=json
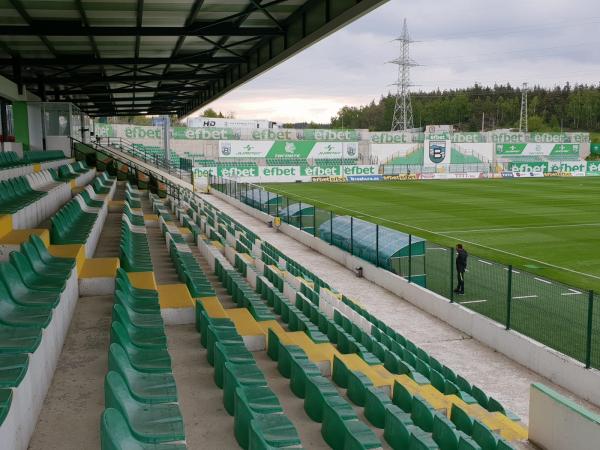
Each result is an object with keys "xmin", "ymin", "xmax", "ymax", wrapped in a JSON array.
[{"xmin": 210, "ymin": 176, "xmax": 599, "ymax": 370}]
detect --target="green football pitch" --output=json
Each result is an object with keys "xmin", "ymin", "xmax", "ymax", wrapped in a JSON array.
[{"xmin": 260, "ymin": 177, "xmax": 600, "ymax": 366}]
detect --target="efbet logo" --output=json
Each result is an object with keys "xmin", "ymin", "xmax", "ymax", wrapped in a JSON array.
[
  {"xmin": 428, "ymin": 141, "xmax": 446, "ymax": 164},
  {"xmin": 284, "ymin": 142, "xmax": 296, "ymax": 154}
]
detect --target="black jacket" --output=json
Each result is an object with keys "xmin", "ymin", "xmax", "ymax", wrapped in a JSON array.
[{"xmin": 456, "ymin": 248, "xmax": 468, "ymax": 272}]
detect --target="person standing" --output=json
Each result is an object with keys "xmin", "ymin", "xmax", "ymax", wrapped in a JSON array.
[{"xmin": 454, "ymin": 244, "xmax": 468, "ymax": 294}]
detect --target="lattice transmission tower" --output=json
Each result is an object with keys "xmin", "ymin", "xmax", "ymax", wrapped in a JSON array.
[
  {"xmin": 519, "ymin": 82, "xmax": 528, "ymax": 133},
  {"xmin": 390, "ymin": 19, "xmax": 417, "ymax": 132}
]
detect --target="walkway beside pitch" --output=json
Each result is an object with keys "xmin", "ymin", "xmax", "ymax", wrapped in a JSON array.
[{"xmin": 202, "ymin": 194, "xmax": 600, "ymax": 423}]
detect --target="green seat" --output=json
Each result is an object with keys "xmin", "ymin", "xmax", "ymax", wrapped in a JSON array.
[
  {"xmin": 471, "ymin": 419, "xmax": 497, "ymax": 450},
  {"xmin": 0, "ymin": 287, "xmax": 52, "ymax": 329},
  {"xmin": 206, "ymin": 324, "xmax": 243, "ymax": 366},
  {"xmin": 100, "ymin": 408, "xmax": 187, "ymax": 450},
  {"xmin": 0, "ymin": 324, "xmax": 42, "ymax": 354},
  {"xmin": 109, "ymin": 346, "xmax": 177, "ymax": 404},
  {"xmin": 0, "ymin": 353, "xmax": 29, "ymax": 388},
  {"xmin": 451, "ymin": 404, "xmax": 474, "ymax": 435},
  {"xmin": 223, "ymin": 362, "xmax": 267, "ymax": 416},
  {"xmin": 304, "ymin": 375, "xmax": 338, "ymax": 422},
  {"xmin": 343, "ymin": 419, "xmax": 382, "ymax": 450},
  {"xmin": 409, "ymin": 432, "xmax": 439, "ymax": 449},
  {"xmin": 349, "ymin": 366, "xmax": 376, "ymax": 400},
  {"xmin": 433, "ymin": 413, "xmax": 460, "ymax": 450},
  {"xmin": 277, "ymin": 344, "xmax": 307, "ymax": 379},
  {"xmin": 113, "ymin": 304, "xmax": 164, "ymax": 329},
  {"xmin": 383, "ymin": 404, "xmax": 414, "ymax": 448},
  {"xmin": 392, "ymin": 380, "xmax": 413, "ymax": 413},
  {"xmin": 0, "ymin": 272, "xmax": 58, "ymax": 309},
  {"xmin": 214, "ymin": 342, "xmax": 254, "ymax": 388},
  {"xmin": 104, "ymin": 372, "xmax": 184, "ymax": 444},
  {"xmin": 234, "ymin": 386, "xmax": 283, "ymax": 449},
  {"xmin": 19, "ymin": 243, "xmax": 72, "ymax": 280},
  {"xmin": 384, "ymin": 405, "xmax": 419, "ymax": 449},
  {"xmin": 29, "ymin": 235, "xmax": 75, "ymax": 270},
  {"xmin": 457, "ymin": 434, "xmax": 481, "ymax": 450},
  {"xmin": 114, "ymin": 289, "xmax": 160, "ymax": 315},
  {"xmin": 0, "ymin": 388, "xmax": 12, "ymax": 427},
  {"xmin": 411, "ymin": 395, "xmax": 435, "ymax": 432},
  {"xmin": 289, "ymin": 355, "xmax": 321, "ymax": 398},
  {"xmin": 248, "ymin": 413, "xmax": 302, "ymax": 449},
  {"xmin": 364, "ymin": 386, "xmax": 392, "ymax": 428},
  {"xmin": 321, "ymin": 395, "xmax": 357, "ymax": 449},
  {"xmin": 108, "ymin": 342, "xmax": 171, "ymax": 374},
  {"xmin": 111, "ymin": 321, "xmax": 167, "ymax": 349},
  {"xmin": 8, "ymin": 252, "xmax": 66, "ymax": 292}
]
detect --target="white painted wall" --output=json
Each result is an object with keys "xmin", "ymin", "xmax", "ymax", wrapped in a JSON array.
[{"xmin": 529, "ymin": 383, "xmax": 600, "ymax": 450}]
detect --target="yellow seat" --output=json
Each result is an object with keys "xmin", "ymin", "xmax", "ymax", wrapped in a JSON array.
[
  {"xmin": 225, "ymin": 308, "xmax": 265, "ymax": 337},
  {"xmin": 199, "ymin": 296, "xmax": 228, "ymax": 319}
]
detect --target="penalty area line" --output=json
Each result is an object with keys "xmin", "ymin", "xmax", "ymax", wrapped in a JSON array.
[{"xmin": 459, "ymin": 299, "xmax": 488, "ymax": 304}]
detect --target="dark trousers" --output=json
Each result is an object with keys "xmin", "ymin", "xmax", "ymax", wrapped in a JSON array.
[{"xmin": 456, "ymin": 270, "xmax": 465, "ymax": 293}]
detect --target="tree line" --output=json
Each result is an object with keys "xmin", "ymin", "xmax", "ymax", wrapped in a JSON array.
[{"xmin": 330, "ymin": 84, "xmax": 600, "ymax": 133}]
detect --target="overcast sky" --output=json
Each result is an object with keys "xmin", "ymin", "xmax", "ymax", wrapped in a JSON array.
[{"xmin": 190, "ymin": 0, "xmax": 600, "ymax": 124}]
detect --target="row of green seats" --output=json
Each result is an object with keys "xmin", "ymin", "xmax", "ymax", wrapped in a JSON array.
[
  {"xmin": 119, "ymin": 186, "xmax": 152, "ymax": 273},
  {"xmin": 267, "ymin": 330, "xmax": 382, "ymax": 450},
  {"xmin": 0, "ymin": 175, "xmax": 45, "ymax": 214},
  {"xmin": 0, "ymin": 151, "xmax": 26, "ymax": 169},
  {"xmin": 215, "ymin": 259, "xmax": 274, "ymax": 322},
  {"xmin": 0, "ymin": 236, "xmax": 75, "ymax": 438},
  {"xmin": 341, "ymin": 296, "xmax": 520, "ymax": 420},
  {"xmin": 251, "ymin": 237, "xmax": 517, "ymax": 450},
  {"xmin": 101, "ymin": 269, "xmax": 185, "ymax": 449},
  {"xmin": 168, "ymin": 237, "xmax": 214, "ymax": 298},
  {"xmin": 50, "ymin": 172, "xmax": 113, "ymax": 245},
  {"xmin": 261, "ymin": 226, "xmax": 518, "ymax": 422},
  {"xmin": 195, "ymin": 277, "xmax": 303, "ymax": 449},
  {"xmin": 0, "ymin": 150, "xmax": 67, "ymax": 170},
  {"xmin": 48, "ymin": 161, "xmax": 89, "ymax": 182}
]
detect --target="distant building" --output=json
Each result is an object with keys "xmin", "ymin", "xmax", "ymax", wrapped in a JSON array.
[{"xmin": 187, "ymin": 117, "xmax": 279, "ymax": 129}]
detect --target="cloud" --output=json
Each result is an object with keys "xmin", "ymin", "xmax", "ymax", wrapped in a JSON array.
[{"xmin": 191, "ymin": 0, "xmax": 600, "ymax": 124}]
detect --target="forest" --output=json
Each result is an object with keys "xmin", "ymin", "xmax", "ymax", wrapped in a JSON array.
[{"xmin": 329, "ymin": 84, "xmax": 600, "ymax": 134}]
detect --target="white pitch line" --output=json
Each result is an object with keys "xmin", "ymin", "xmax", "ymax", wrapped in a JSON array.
[
  {"xmin": 429, "ymin": 248, "xmax": 448, "ymax": 251},
  {"xmin": 440, "ymin": 223, "xmax": 600, "ymax": 233},
  {"xmin": 562, "ymin": 288, "xmax": 583, "ymax": 296},
  {"xmin": 514, "ymin": 295, "xmax": 538, "ymax": 299},
  {"xmin": 460, "ymin": 299, "xmax": 488, "ymax": 304},
  {"xmin": 534, "ymin": 277, "xmax": 552, "ymax": 285},
  {"xmin": 478, "ymin": 259, "xmax": 493, "ymax": 265}
]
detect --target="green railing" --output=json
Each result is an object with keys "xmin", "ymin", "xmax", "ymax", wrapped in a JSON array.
[{"xmin": 210, "ymin": 175, "xmax": 599, "ymax": 371}]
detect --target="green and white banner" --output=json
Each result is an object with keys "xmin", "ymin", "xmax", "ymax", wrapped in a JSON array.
[
  {"xmin": 172, "ymin": 127, "xmax": 239, "ymax": 140},
  {"xmin": 496, "ymin": 143, "xmax": 580, "ymax": 157},
  {"xmin": 193, "ymin": 164, "xmax": 378, "ymax": 180},
  {"xmin": 509, "ymin": 160, "xmax": 595, "ymax": 174},
  {"xmin": 218, "ymin": 140, "xmax": 359, "ymax": 159}
]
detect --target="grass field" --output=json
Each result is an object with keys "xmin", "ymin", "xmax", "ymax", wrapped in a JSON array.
[
  {"xmin": 263, "ymin": 177, "xmax": 600, "ymax": 291},
  {"xmin": 258, "ymin": 177, "xmax": 600, "ymax": 367}
]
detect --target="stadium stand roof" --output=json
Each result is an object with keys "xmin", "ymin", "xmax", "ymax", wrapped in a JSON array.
[{"xmin": 0, "ymin": 0, "xmax": 387, "ymax": 117}]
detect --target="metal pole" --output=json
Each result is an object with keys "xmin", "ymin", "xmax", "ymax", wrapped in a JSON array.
[
  {"xmin": 313, "ymin": 206, "xmax": 316, "ymax": 237},
  {"xmin": 506, "ymin": 265, "xmax": 513, "ymax": 330},
  {"xmin": 287, "ymin": 197, "xmax": 290, "ymax": 224},
  {"xmin": 408, "ymin": 234, "xmax": 412, "ymax": 282},
  {"xmin": 330, "ymin": 210, "xmax": 333, "ymax": 244},
  {"xmin": 586, "ymin": 290, "xmax": 594, "ymax": 368},
  {"xmin": 299, "ymin": 201, "xmax": 302, "ymax": 230},
  {"xmin": 450, "ymin": 247, "xmax": 455, "ymax": 303},
  {"xmin": 350, "ymin": 216, "xmax": 354, "ymax": 255},
  {"xmin": 375, "ymin": 224, "xmax": 379, "ymax": 267}
]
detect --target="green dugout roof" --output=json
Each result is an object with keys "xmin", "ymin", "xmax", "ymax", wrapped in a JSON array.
[{"xmin": 0, "ymin": 0, "xmax": 387, "ymax": 117}]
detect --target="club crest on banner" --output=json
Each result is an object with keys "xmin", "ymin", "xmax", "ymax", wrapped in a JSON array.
[{"xmin": 428, "ymin": 141, "xmax": 447, "ymax": 164}]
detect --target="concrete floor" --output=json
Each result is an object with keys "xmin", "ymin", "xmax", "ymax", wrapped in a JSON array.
[
  {"xmin": 27, "ymin": 295, "xmax": 113, "ymax": 450},
  {"xmin": 202, "ymin": 194, "xmax": 600, "ymax": 424}
]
